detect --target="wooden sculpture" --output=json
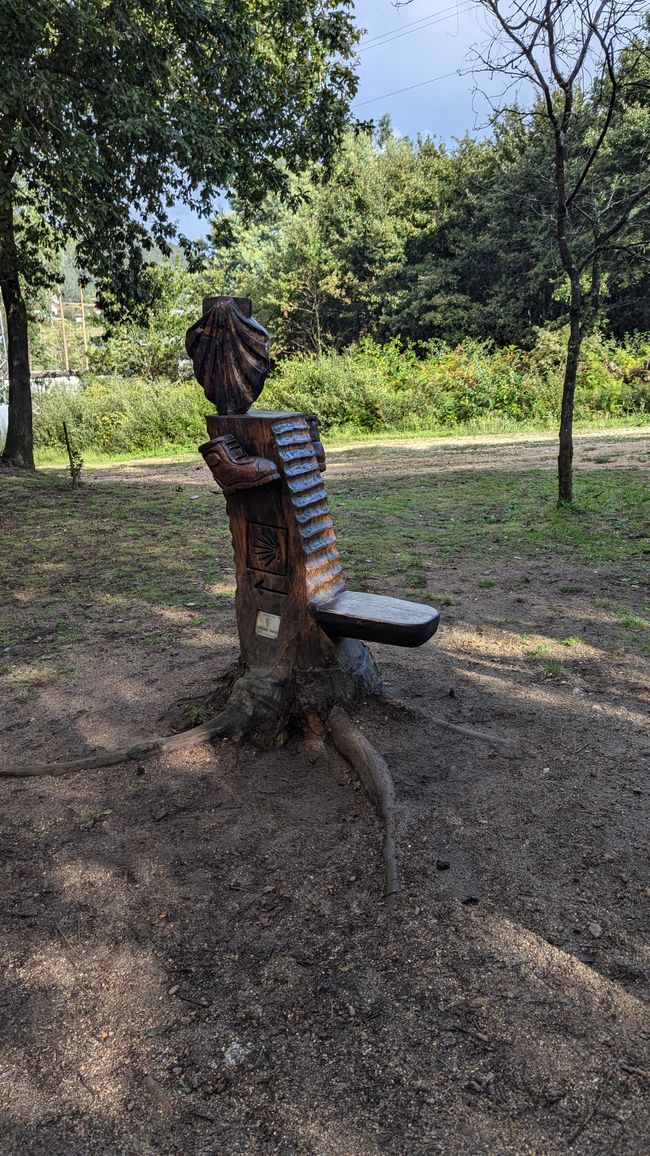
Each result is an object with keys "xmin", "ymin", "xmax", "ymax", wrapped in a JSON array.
[
  {"xmin": 5, "ymin": 295, "xmax": 441, "ymax": 912},
  {"xmin": 186, "ymin": 296, "xmax": 270, "ymax": 414},
  {"xmin": 190, "ymin": 296, "xmax": 440, "ymax": 907},
  {"xmin": 190, "ymin": 296, "xmax": 439, "ymax": 742}
]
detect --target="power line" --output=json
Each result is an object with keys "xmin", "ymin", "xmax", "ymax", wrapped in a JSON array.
[
  {"xmin": 352, "ymin": 69, "xmax": 459, "ymax": 109},
  {"xmin": 359, "ymin": 3, "xmax": 464, "ymax": 49},
  {"xmin": 360, "ymin": 5, "xmax": 475, "ymax": 53}
]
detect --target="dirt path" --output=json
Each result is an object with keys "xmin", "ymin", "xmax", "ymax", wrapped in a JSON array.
[
  {"xmin": 1, "ymin": 431, "xmax": 649, "ymax": 1154},
  {"xmin": 77, "ymin": 426, "xmax": 650, "ymax": 488}
]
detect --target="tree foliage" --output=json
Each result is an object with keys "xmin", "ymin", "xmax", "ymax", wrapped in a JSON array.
[
  {"xmin": 474, "ymin": 1, "xmax": 650, "ymax": 502},
  {"xmin": 206, "ymin": 25, "xmax": 649, "ymax": 358},
  {"xmin": 0, "ymin": 0, "xmax": 359, "ymax": 465}
]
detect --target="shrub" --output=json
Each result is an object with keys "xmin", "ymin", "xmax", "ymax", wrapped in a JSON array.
[
  {"xmin": 33, "ymin": 328, "xmax": 650, "ymax": 457},
  {"xmin": 34, "ymin": 376, "xmax": 211, "ymax": 455}
]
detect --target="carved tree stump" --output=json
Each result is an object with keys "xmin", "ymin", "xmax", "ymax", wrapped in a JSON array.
[{"xmin": 205, "ymin": 408, "xmax": 380, "ymax": 737}]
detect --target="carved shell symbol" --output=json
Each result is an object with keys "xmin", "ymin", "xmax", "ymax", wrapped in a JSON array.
[
  {"xmin": 252, "ymin": 528, "xmax": 281, "ymax": 566},
  {"xmin": 185, "ymin": 297, "xmax": 270, "ymax": 415}
]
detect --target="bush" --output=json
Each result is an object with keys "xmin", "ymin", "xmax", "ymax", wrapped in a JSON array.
[
  {"xmin": 34, "ymin": 376, "xmax": 211, "ymax": 455},
  {"xmin": 266, "ymin": 329, "xmax": 650, "ymax": 433},
  {"xmin": 265, "ymin": 341, "xmax": 423, "ymax": 432},
  {"xmin": 33, "ymin": 328, "xmax": 650, "ymax": 457}
]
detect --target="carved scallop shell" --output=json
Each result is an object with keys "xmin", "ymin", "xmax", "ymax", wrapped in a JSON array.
[
  {"xmin": 185, "ymin": 297, "xmax": 270, "ymax": 414},
  {"xmin": 251, "ymin": 527, "xmax": 281, "ymax": 567}
]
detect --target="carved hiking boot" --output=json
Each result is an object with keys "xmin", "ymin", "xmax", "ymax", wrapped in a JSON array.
[{"xmin": 199, "ymin": 434, "xmax": 280, "ymax": 494}]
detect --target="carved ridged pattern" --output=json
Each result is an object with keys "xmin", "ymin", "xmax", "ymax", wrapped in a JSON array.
[{"xmin": 271, "ymin": 415, "xmax": 346, "ymax": 602}]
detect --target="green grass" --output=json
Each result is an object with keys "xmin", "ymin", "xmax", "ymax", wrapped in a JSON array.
[
  {"xmin": 36, "ymin": 444, "xmax": 201, "ymax": 467},
  {"xmin": 1, "ymin": 457, "xmax": 648, "ymax": 678},
  {"xmin": 325, "ymin": 412, "xmax": 650, "ymax": 446},
  {"xmin": 330, "ymin": 468, "xmax": 649, "ymax": 579},
  {"xmin": 617, "ymin": 611, "xmax": 650, "ymax": 630},
  {"xmin": 540, "ymin": 660, "xmax": 570, "ymax": 678},
  {"xmin": 0, "ymin": 475, "xmax": 232, "ymax": 654}
]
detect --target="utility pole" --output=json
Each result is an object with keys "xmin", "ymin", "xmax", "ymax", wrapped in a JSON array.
[{"xmin": 58, "ymin": 292, "xmax": 70, "ymax": 374}]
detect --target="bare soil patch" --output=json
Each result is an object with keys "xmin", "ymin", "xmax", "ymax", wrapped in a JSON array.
[
  {"xmin": 80, "ymin": 425, "xmax": 650, "ymax": 488},
  {"xmin": 1, "ymin": 430, "xmax": 649, "ymax": 1154}
]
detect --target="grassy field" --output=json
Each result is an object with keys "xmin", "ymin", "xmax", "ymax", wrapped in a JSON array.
[
  {"xmin": 1, "ymin": 449, "xmax": 648, "ymax": 681},
  {"xmin": 32, "ymin": 411, "xmax": 650, "ymax": 467}
]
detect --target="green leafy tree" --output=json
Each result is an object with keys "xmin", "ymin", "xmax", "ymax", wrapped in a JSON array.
[
  {"xmin": 208, "ymin": 123, "xmax": 420, "ymax": 354},
  {"xmin": 0, "ymin": 0, "xmax": 358, "ymax": 467},
  {"xmin": 90, "ymin": 260, "xmax": 201, "ymax": 381},
  {"xmin": 475, "ymin": 1, "xmax": 650, "ymax": 503},
  {"xmin": 205, "ymin": 28, "xmax": 649, "ymax": 375}
]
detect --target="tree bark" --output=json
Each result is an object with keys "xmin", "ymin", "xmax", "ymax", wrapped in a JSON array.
[
  {"xmin": 558, "ymin": 289, "xmax": 582, "ymax": 505},
  {"xmin": 329, "ymin": 707, "xmax": 399, "ymax": 914},
  {"xmin": 553, "ymin": 115, "xmax": 581, "ymax": 507},
  {"xmin": 0, "ymin": 181, "xmax": 34, "ymax": 470}
]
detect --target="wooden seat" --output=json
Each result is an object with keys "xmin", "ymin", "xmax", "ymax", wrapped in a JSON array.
[{"xmin": 312, "ymin": 591, "xmax": 440, "ymax": 648}]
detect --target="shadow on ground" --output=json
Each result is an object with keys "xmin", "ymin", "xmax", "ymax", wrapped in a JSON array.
[{"xmin": 1, "ymin": 439, "xmax": 649, "ymax": 1153}]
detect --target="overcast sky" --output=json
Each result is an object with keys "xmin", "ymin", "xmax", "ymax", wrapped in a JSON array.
[{"xmin": 173, "ymin": 0, "xmax": 494, "ymax": 239}]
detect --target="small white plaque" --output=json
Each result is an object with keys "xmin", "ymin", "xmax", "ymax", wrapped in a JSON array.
[{"xmin": 255, "ymin": 611, "xmax": 281, "ymax": 640}]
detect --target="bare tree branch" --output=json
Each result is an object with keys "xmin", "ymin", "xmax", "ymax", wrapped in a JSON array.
[{"xmin": 567, "ymin": 25, "xmax": 619, "ymax": 204}]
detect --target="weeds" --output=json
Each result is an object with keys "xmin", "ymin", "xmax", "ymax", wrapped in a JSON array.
[
  {"xmin": 541, "ymin": 661, "xmax": 570, "ymax": 678},
  {"xmin": 617, "ymin": 611, "xmax": 649, "ymax": 630},
  {"xmin": 63, "ymin": 421, "xmax": 84, "ymax": 485}
]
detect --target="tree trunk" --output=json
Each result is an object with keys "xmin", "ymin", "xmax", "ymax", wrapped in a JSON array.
[
  {"xmin": 0, "ymin": 182, "xmax": 34, "ymax": 470},
  {"xmin": 557, "ymin": 290, "xmax": 582, "ymax": 505}
]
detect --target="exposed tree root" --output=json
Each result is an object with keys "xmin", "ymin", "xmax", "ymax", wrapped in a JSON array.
[
  {"xmin": 0, "ymin": 666, "xmax": 286, "ymax": 779},
  {"xmin": 0, "ymin": 710, "xmax": 242, "ymax": 779},
  {"xmin": 328, "ymin": 706, "xmax": 399, "ymax": 916}
]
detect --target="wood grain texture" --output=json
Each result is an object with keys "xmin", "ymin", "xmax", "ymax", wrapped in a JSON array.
[
  {"xmin": 207, "ymin": 409, "xmax": 441, "ymax": 659},
  {"xmin": 186, "ymin": 299, "xmax": 270, "ymax": 414},
  {"xmin": 329, "ymin": 707, "xmax": 399, "ymax": 914},
  {"xmin": 312, "ymin": 591, "xmax": 440, "ymax": 647},
  {"xmin": 208, "ymin": 411, "xmax": 346, "ymax": 677}
]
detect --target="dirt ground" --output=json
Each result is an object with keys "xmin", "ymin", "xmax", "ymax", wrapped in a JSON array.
[
  {"xmin": 1, "ymin": 428, "xmax": 649, "ymax": 1154},
  {"xmin": 82, "ymin": 425, "xmax": 650, "ymax": 488}
]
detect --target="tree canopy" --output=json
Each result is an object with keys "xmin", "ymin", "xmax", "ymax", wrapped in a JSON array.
[
  {"xmin": 202, "ymin": 17, "xmax": 649, "ymax": 363},
  {"xmin": 0, "ymin": 0, "xmax": 359, "ymax": 465}
]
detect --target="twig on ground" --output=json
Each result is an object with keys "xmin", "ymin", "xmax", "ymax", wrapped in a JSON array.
[
  {"xmin": 441, "ymin": 1022, "xmax": 489, "ymax": 1043},
  {"xmin": 568, "ymin": 1071, "xmax": 612, "ymax": 1145},
  {"xmin": 55, "ymin": 921, "xmax": 78, "ymax": 967},
  {"xmin": 621, "ymin": 1062, "xmax": 650, "ymax": 1080},
  {"xmin": 396, "ymin": 700, "xmax": 518, "ymax": 751},
  {"xmin": 328, "ymin": 706, "xmax": 399, "ymax": 915},
  {"xmin": 77, "ymin": 1070, "xmax": 97, "ymax": 1095}
]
